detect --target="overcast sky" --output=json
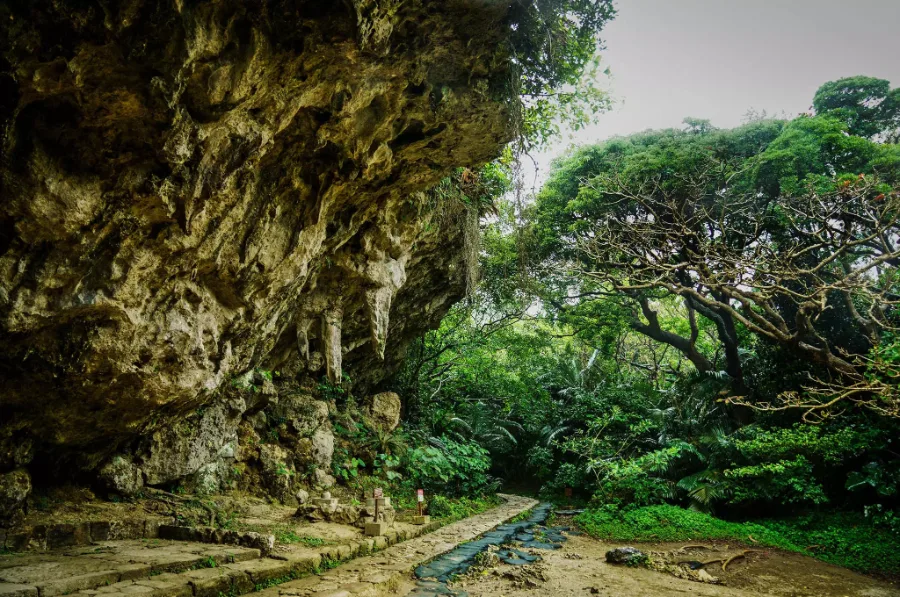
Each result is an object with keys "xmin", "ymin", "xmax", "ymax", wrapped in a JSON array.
[{"xmin": 529, "ymin": 0, "xmax": 900, "ymax": 185}]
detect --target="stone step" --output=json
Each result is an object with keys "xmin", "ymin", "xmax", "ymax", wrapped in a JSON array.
[
  {"xmin": 0, "ymin": 495, "xmax": 538, "ymax": 597},
  {"xmin": 0, "ymin": 540, "xmax": 262, "ymax": 597},
  {"xmin": 52, "ymin": 521, "xmax": 445, "ymax": 597},
  {"xmin": 1, "ymin": 518, "xmax": 174, "ymax": 552}
]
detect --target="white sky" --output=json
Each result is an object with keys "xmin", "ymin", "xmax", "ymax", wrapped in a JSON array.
[{"xmin": 528, "ymin": 0, "xmax": 900, "ymax": 187}]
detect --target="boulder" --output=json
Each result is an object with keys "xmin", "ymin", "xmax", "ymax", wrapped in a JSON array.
[
  {"xmin": 605, "ymin": 547, "xmax": 647, "ymax": 565},
  {"xmin": 367, "ymin": 392, "xmax": 402, "ymax": 431},
  {"xmin": 258, "ymin": 444, "xmax": 295, "ymax": 503},
  {"xmin": 294, "ymin": 504, "xmax": 326, "ymax": 522},
  {"xmin": 313, "ymin": 468, "xmax": 336, "ymax": 488},
  {"xmin": 274, "ymin": 396, "xmax": 330, "ymax": 437},
  {"xmin": 98, "ymin": 456, "xmax": 144, "ymax": 497},
  {"xmin": 138, "ymin": 400, "xmax": 244, "ymax": 486},
  {"xmin": 296, "ymin": 489, "xmax": 310, "ymax": 504},
  {"xmin": 0, "ymin": 468, "xmax": 31, "ymax": 524},
  {"xmin": 330, "ymin": 505, "xmax": 363, "ymax": 525},
  {"xmin": 243, "ymin": 531, "xmax": 276, "ymax": 554},
  {"xmin": 310, "ymin": 428, "xmax": 335, "ymax": 469}
]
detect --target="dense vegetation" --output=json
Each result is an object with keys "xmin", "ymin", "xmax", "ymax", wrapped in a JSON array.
[{"xmin": 370, "ymin": 75, "xmax": 900, "ymax": 575}]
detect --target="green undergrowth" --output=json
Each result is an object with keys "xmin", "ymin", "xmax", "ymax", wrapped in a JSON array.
[
  {"xmin": 575, "ymin": 505, "xmax": 900, "ymax": 576},
  {"xmin": 426, "ymin": 494, "xmax": 504, "ymax": 522}
]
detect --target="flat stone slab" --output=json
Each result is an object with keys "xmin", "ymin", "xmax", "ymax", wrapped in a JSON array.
[
  {"xmin": 364, "ymin": 522, "xmax": 388, "ymax": 537},
  {"xmin": 0, "ymin": 540, "xmax": 260, "ymax": 596},
  {"xmin": 0, "ymin": 583, "xmax": 38, "ymax": 596}
]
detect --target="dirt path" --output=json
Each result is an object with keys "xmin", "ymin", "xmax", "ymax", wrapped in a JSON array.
[{"xmin": 401, "ymin": 533, "xmax": 900, "ymax": 597}]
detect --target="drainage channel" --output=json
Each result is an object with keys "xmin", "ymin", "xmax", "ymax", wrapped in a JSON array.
[{"xmin": 409, "ymin": 502, "xmax": 571, "ymax": 597}]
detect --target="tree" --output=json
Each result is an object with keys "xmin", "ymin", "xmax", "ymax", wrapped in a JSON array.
[
  {"xmin": 532, "ymin": 79, "xmax": 900, "ymax": 419},
  {"xmin": 507, "ymin": 0, "xmax": 617, "ymax": 148},
  {"xmin": 813, "ymin": 76, "xmax": 900, "ymax": 140}
]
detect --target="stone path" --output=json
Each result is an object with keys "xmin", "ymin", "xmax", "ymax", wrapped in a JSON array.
[
  {"xmin": 408, "ymin": 503, "xmax": 565, "ymax": 596},
  {"xmin": 0, "ymin": 494, "xmax": 537, "ymax": 597},
  {"xmin": 253, "ymin": 494, "xmax": 537, "ymax": 597}
]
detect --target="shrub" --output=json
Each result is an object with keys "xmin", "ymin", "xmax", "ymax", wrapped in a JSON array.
[
  {"xmin": 404, "ymin": 436, "xmax": 498, "ymax": 497},
  {"xmin": 427, "ymin": 494, "xmax": 503, "ymax": 521},
  {"xmin": 540, "ymin": 462, "xmax": 593, "ymax": 498}
]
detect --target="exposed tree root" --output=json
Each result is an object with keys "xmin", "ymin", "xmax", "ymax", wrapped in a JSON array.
[
  {"xmin": 722, "ymin": 550, "xmax": 759, "ymax": 572},
  {"xmin": 146, "ymin": 488, "xmax": 217, "ymax": 526}
]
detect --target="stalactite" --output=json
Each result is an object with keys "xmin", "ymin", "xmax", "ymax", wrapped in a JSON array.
[
  {"xmin": 366, "ymin": 286, "xmax": 394, "ymax": 360},
  {"xmin": 296, "ymin": 319, "xmax": 312, "ymax": 361},
  {"xmin": 322, "ymin": 306, "xmax": 344, "ymax": 384}
]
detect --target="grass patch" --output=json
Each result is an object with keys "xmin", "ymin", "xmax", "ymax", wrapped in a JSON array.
[
  {"xmin": 274, "ymin": 529, "xmax": 326, "ymax": 547},
  {"xmin": 252, "ymin": 569, "xmax": 305, "ymax": 592},
  {"xmin": 248, "ymin": 555, "xmax": 349, "ymax": 592},
  {"xmin": 317, "ymin": 556, "xmax": 342, "ymax": 571},
  {"xmin": 508, "ymin": 507, "xmax": 534, "ymax": 524},
  {"xmin": 575, "ymin": 505, "xmax": 900, "ymax": 576},
  {"xmin": 192, "ymin": 556, "xmax": 217, "ymax": 570}
]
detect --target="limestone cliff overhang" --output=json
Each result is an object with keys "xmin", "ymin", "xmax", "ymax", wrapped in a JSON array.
[{"xmin": 0, "ymin": 0, "xmax": 513, "ymax": 463}]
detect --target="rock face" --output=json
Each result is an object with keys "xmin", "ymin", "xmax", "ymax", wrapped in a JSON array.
[
  {"xmin": 0, "ymin": 0, "xmax": 512, "ymax": 493},
  {"xmin": 366, "ymin": 391, "xmax": 402, "ymax": 430},
  {"xmin": 0, "ymin": 468, "xmax": 31, "ymax": 524}
]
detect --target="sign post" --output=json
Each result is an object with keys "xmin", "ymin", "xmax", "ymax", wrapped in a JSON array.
[{"xmin": 412, "ymin": 488, "xmax": 429, "ymax": 525}]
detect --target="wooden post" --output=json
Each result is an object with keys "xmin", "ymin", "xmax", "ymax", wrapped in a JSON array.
[{"xmin": 411, "ymin": 489, "xmax": 429, "ymax": 525}]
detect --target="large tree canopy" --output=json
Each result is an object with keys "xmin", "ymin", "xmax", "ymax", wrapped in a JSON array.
[
  {"xmin": 812, "ymin": 76, "xmax": 900, "ymax": 140},
  {"xmin": 531, "ymin": 78, "xmax": 900, "ymax": 419}
]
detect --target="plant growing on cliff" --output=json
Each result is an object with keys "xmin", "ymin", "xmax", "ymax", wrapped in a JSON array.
[{"xmin": 506, "ymin": 0, "xmax": 617, "ymax": 148}]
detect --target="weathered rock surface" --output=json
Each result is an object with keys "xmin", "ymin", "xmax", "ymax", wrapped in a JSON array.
[
  {"xmin": 0, "ymin": 468, "xmax": 31, "ymax": 524},
  {"xmin": 98, "ymin": 455, "xmax": 144, "ymax": 497},
  {"xmin": 0, "ymin": 0, "xmax": 512, "ymax": 495},
  {"xmin": 605, "ymin": 546, "xmax": 647, "ymax": 565},
  {"xmin": 139, "ymin": 396, "xmax": 246, "ymax": 486},
  {"xmin": 366, "ymin": 391, "xmax": 402, "ymax": 430}
]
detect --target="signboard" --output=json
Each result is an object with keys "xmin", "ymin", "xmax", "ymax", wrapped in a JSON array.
[
  {"xmin": 564, "ymin": 487, "xmax": 573, "ymax": 498},
  {"xmin": 374, "ymin": 488, "xmax": 383, "ymax": 499},
  {"xmin": 417, "ymin": 489, "xmax": 425, "ymax": 502}
]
